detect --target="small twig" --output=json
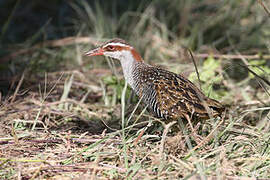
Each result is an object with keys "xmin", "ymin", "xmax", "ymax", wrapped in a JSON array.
[
  {"xmin": 0, "ymin": 138, "xmax": 121, "ymax": 145},
  {"xmin": 10, "ymin": 70, "xmax": 25, "ymax": 103},
  {"xmin": 1, "ymin": 37, "xmax": 97, "ymax": 63},
  {"xmin": 236, "ymin": 58, "xmax": 270, "ymax": 97},
  {"xmin": 257, "ymin": 0, "xmax": 270, "ymax": 17},
  {"xmin": 0, "ymin": 158, "xmax": 46, "ymax": 163},
  {"xmin": 237, "ymin": 63, "xmax": 270, "ymax": 87},
  {"xmin": 194, "ymin": 53, "xmax": 270, "ymax": 60},
  {"xmin": 39, "ymin": 163, "xmax": 127, "ymax": 173},
  {"xmin": 188, "ymin": 49, "xmax": 201, "ymax": 90}
]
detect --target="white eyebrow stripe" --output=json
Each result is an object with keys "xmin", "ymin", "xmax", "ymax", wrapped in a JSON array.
[{"xmin": 104, "ymin": 42, "xmax": 131, "ymax": 48}]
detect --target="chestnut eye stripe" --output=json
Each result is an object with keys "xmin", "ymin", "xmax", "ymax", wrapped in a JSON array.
[{"xmin": 103, "ymin": 44, "xmax": 131, "ymax": 51}]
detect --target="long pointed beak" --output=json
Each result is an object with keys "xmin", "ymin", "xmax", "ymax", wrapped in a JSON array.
[{"xmin": 85, "ymin": 47, "xmax": 104, "ymax": 56}]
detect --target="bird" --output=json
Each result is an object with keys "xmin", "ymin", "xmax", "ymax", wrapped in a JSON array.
[{"xmin": 85, "ymin": 38, "xmax": 225, "ymax": 123}]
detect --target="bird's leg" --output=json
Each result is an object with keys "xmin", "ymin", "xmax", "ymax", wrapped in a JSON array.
[
  {"xmin": 193, "ymin": 122, "xmax": 204, "ymax": 142},
  {"xmin": 184, "ymin": 114, "xmax": 202, "ymax": 145},
  {"xmin": 159, "ymin": 121, "xmax": 177, "ymax": 159},
  {"xmin": 184, "ymin": 114, "xmax": 195, "ymax": 133}
]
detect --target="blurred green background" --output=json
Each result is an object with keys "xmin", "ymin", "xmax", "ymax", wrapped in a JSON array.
[{"xmin": 1, "ymin": 0, "xmax": 269, "ymax": 48}]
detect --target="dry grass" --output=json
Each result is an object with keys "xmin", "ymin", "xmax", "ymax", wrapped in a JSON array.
[{"xmin": 1, "ymin": 61, "xmax": 270, "ymax": 179}]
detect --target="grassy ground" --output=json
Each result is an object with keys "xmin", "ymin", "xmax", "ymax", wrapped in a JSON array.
[{"xmin": 1, "ymin": 0, "xmax": 270, "ymax": 179}]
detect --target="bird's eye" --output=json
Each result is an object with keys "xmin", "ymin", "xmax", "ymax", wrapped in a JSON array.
[{"xmin": 107, "ymin": 45, "xmax": 115, "ymax": 51}]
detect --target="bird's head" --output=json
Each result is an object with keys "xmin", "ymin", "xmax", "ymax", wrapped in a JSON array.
[{"xmin": 85, "ymin": 38, "xmax": 143, "ymax": 62}]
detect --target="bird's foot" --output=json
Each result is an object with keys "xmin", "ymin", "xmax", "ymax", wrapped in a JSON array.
[{"xmin": 190, "ymin": 122, "xmax": 204, "ymax": 145}]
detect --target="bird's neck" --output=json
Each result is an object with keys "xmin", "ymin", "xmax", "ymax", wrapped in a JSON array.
[{"xmin": 118, "ymin": 49, "xmax": 144, "ymax": 87}]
